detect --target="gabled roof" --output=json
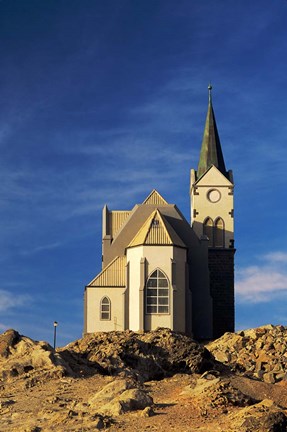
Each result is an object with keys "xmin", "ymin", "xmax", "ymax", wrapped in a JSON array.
[
  {"xmin": 197, "ymin": 86, "xmax": 227, "ymax": 180},
  {"xmin": 195, "ymin": 164, "xmax": 233, "ymax": 186},
  {"xmin": 87, "ymin": 256, "xmax": 126, "ymax": 287},
  {"xmin": 142, "ymin": 189, "xmax": 168, "ymax": 206},
  {"xmin": 128, "ymin": 209, "xmax": 186, "ymax": 248}
]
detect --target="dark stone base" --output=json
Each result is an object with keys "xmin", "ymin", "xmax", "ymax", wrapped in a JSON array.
[{"xmin": 208, "ymin": 248, "xmax": 235, "ymax": 339}]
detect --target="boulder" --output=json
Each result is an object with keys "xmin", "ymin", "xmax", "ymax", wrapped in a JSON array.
[
  {"xmin": 89, "ymin": 378, "xmax": 136, "ymax": 408},
  {"xmin": 88, "ymin": 378, "xmax": 153, "ymax": 416},
  {"xmin": 100, "ymin": 388, "xmax": 153, "ymax": 416}
]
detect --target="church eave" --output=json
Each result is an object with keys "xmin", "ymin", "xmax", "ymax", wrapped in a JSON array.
[{"xmin": 126, "ymin": 243, "xmax": 187, "ymax": 250}]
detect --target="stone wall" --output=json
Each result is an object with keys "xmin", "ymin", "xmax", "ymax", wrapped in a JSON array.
[{"xmin": 208, "ymin": 248, "xmax": 235, "ymax": 339}]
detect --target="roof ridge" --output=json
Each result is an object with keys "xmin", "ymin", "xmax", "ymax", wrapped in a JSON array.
[
  {"xmin": 142, "ymin": 189, "xmax": 168, "ymax": 205},
  {"xmin": 127, "ymin": 210, "xmax": 158, "ymax": 247}
]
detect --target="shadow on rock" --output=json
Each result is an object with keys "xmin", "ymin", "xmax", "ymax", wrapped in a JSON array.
[{"xmin": 59, "ymin": 328, "xmax": 216, "ymax": 381}]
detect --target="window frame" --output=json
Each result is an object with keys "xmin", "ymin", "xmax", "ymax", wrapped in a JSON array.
[
  {"xmin": 203, "ymin": 217, "xmax": 225, "ymax": 248},
  {"xmin": 146, "ymin": 269, "xmax": 170, "ymax": 315},
  {"xmin": 100, "ymin": 296, "xmax": 111, "ymax": 321},
  {"xmin": 214, "ymin": 217, "xmax": 225, "ymax": 248},
  {"xmin": 203, "ymin": 217, "xmax": 214, "ymax": 247}
]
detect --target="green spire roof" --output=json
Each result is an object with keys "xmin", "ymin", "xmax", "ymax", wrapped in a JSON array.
[{"xmin": 197, "ymin": 85, "xmax": 227, "ymax": 179}]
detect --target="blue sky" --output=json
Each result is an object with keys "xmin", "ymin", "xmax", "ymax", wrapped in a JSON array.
[{"xmin": 0, "ymin": 0, "xmax": 287, "ymax": 346}]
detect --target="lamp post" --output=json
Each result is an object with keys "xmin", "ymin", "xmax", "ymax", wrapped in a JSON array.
[{"xmin": 53, "ymin": 321, "xmax": 58, "ymax": 350}]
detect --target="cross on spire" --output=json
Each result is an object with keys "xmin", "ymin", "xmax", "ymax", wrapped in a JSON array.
[{"xmin": 208, "ymin": 83, "xmax": 212, "ymax": 103}]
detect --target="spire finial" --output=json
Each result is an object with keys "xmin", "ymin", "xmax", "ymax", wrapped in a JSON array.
[{"xmin": 208, "ymin": 83, "xmax": 212, "ymax": 103}]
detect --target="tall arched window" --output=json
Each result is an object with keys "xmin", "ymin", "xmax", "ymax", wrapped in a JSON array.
[
  {"xmin": 214, "ymin": 218, "xmax": 225, "ymax": 248},
  {"xmin": 203, "ymin": 217, "xmax": 214, "ymax": 247},
  {"xmin": 146, "ymin": 269, "xmax": 169, "ymax": 314},
  {"xmin": 100, "ymin": 296, "xmax": 111, "ymax": 320}
]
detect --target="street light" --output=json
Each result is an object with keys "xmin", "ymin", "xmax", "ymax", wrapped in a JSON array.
[{"xmin": 53, "ymin": 321, "xmax": 58, "ymax": 349}]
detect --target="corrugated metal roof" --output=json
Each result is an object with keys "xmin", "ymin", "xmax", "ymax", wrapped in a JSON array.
[
  {"xmin": 128, "ymin": 210, "xmax": 186, "ymax": 248},
  {"xmin": 145, "ymin": 213, "xmax": 171, "ymax": 245},
  {"xmin": 109, "ymin": 211, "xmax": 131, "ymax": 238},
  {"xmin": 142, "ymin": 189, "xmax": 168, "ymax": 206},
  {"xmin": 87, "ymin": 256, "xmax": 126, "ymax": 287}
]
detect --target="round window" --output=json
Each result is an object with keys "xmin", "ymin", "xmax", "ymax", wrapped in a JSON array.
[{"xmin": 207, "ymin": 189, "xmax": 221, "ymax": 203}]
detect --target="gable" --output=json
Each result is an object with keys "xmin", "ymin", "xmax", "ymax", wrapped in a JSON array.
[
  {"xmin": 128, "ymin": 209, "xmax": 186, "ymax": 248},
  {"xmin": 87, "ymin": 256, "xmax": 126, "ymax": 287},
  {"xmin": 142, "ymin": 189, "xmax": 168, "ymax": 206},
  {"xmin": 103, "ymin": 201, "xmax": 197, "ymax": 267},
  {"xmin": 195, "ymin": 165, "xmax": 233, "ymax": 186}
]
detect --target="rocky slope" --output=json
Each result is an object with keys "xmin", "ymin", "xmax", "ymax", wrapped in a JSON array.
[
  {"xmin": 59, "ymin": 327, "xmax": 215, "ymax": 380},
  {"xmin": 0, "ymin": 326, "xmax": 287, "ymax": 431},
  {"xmin": 207, "ymin": 324, "xmax": 287, "ymax": 383}
]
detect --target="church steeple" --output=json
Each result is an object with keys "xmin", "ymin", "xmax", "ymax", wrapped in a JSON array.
[{"xmin": 197, "ymin": 85, "xmax": 227, "ymax": 179}]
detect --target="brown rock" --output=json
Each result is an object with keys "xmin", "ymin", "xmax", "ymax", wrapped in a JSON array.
[
  {"xmin": 89, "ymin": 378, "xmax": 136, "ymax": 408},
  {"xmin": 229, "ymin": 399, "xmax": 287, "ymax": 432},
  {"xmin": 61, "ymin": 328, "xmax": 215, "ymax": 381},
  {"xmin": 97, "ymin": 388, "xmax": 153, "ymax": 416},
  {"xmin": 88, "ymin": 377, "xmax": 153, "ymax": 416},
  {"xmin": 263, "ymin": 373, "xmax": 276, "ymax": 384},
  {"xmin": 260, "ymin": 411, "xmax": 287, "ymax": 432},
  {"xmin": 0, "ymin": 329, "xmax": 20, "ymax": 358},
  {"xmin": 92, "ymin": 416, "xmax": 105, "ymax": 430},
  {"xmin": 140, "ymin": 406, "xmax": 155, "ymax": 417},
  {"xmin": 0, "ymin": 331, "xmax": 73, "ymax": 384},
  {"xmin": 206, "ymin": 325, "xmax": 287, "ymax": 383}
]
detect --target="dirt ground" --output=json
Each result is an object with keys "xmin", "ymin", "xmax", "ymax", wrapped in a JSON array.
[
  {"xmin": 2, "ymin": 372, "xmax": 287, "ymax": 431},
  {"xmin": 1, "ymin": 328, "xmax": 287, "ymax": 431}
]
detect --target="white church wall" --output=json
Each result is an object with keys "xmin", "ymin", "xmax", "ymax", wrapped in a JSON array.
[
  {"xmin": 191, "ymin": 166, "xmax": 234, "ymax": 248},
  {"xmin": 85, "ymin": 286, "xmax": 126, "ymax": 332},
  {"xmin": 143, "ymin": 245, "xmax": 174, "ymax": 331},
  {"xmin": 126, "ymin": 246, "xmax": 144, "ymax": 330},
  {"xmin": 127, "ymin": 245, "xmax": 187, "ymax": 332}
]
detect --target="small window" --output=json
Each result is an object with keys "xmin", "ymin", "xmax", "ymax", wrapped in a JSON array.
[
  {"xmin": 146, "ymin": 269, "xmax": 169, "ymax": 314},
  {"xmin": 100, "ymin": 296, "xmax": 111, "ymax": 320},
  {"xmin": 214, "ymin": 218, "xmax": 224, "ymax": 248},
  {"xmin": 203, "ymin": 217, "xmax": 214, "ymax": 247}
]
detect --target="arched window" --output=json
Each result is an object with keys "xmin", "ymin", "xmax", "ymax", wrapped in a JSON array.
[
  {"xmin": 100, "ymin": 296, "xmax": 111, "ymax": 320},
  {"xmin": 146, "ymin": 269, "xmax": 169, "ymax": 314},
  {"xmin": 203, "ymin": 217, "xmax": 214, "ymax": 247},
  {"xmin": 214, "ymin": 218, "xmax": 225, "ymax": 248}
]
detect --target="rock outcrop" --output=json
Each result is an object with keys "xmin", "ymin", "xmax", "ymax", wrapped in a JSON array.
[
  {"xmin": 60, "ymin": 327, "xmax": 215, "ymax": 380},
  {"xmin": 0, "ymin": 329, "xmax": 72, "ymax": 386},
  {"xmin": 206, "ymin": 325, "xmax": 287, "ymax": 383},
  {"xmin": 181, "ymin": 371, "xmax": 256, "ymax": 411}
]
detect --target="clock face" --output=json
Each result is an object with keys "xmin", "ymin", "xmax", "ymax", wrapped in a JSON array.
[{"xmin": 207, "ymin": 189, "xmax": 221, "ymax": 203}]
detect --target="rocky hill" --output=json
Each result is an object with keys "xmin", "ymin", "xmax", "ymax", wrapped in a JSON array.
[{"xmin": 1, "ymin": 326, "xmax": 287, "ymax": 431}]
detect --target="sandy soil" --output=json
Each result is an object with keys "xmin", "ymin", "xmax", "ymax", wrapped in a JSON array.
[{"xmin": 2, "ymin": 372, "xmax": 287, "ymax": 431}]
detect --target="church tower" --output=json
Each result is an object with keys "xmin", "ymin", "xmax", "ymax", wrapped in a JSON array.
[{"xmin": 190, "ymin": 85, "xmax": 235, "ymax": 338}]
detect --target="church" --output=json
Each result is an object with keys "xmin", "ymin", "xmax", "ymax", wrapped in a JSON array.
[{"xmin": 83, "ymin": 86, "xmax": 235, "ymax": 340}]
